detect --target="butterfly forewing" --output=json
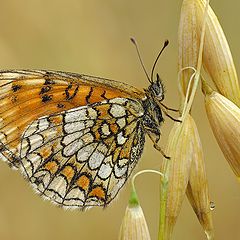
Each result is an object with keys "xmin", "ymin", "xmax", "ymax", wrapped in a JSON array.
[{"xmin": 0, "ymin": 70, "xmax": 144, "ymax": 169}]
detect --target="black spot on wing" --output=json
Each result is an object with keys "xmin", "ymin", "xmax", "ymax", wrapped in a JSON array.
[
  {"xmin": 12, "ymin": 85, "xmax": 22, "ymax": 92},
  {"xmin": 42, "ymin": 94, "xmax": 53, "ymax": 103},
  {"xmin": 65, "ymin": 84, "xmax": 72, "ymax": 100},
  {"xmin": 40, "ymin": 86, "xmax": 52, "ymax": 94},
  {"xmin": 65, "ymin": 85, "xmax": 79, "ymax": 100},
  {"xmin": 85, "ymin": 87, "xmax": 93, "ymax": 104},
  {"xmin": 11, "ymin": 96, "xmax": 18, "ymax": 103},
  {"xmin": 57, "ymin": 103, "xmax": 65, "ymax": 108},
  {"xmin": 101, "ymin": 90, "xmax": 108, "ymax": 100},
  {"xmin": 44, "ymin": 78, "xmax": 56, "ymax": 85}
]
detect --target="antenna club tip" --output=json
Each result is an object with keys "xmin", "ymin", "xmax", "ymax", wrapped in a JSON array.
[
  {"xmin": 164, "ymin": 40, "xmax": 169, "ymax": 46},
  {"xmin": 130, "ymin": 37, "xmax": 136, "ymax": 44}
]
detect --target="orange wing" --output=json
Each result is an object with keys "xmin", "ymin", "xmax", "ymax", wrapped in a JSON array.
[{"xmin": 0, "ymin": 70, "xmax": 145, "ymax": 168}]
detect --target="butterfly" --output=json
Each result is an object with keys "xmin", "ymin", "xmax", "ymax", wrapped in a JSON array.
[{"xmin": 0, "ymin": 40, "xmax": 177, "ymax": 209}]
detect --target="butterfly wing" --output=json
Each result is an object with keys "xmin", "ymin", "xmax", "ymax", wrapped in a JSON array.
[
  {"xmin": 0, "ymin": 70, "xmax": 144, "ymax": 168},
  {"xmin": 19, "ymin": 98, "xmax": 145, "ymax": 208}
]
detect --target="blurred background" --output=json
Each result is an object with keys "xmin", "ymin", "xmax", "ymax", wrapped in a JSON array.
[{"xmin": 0, "ymin": 0, "xmax": 239, "ymax": 239}]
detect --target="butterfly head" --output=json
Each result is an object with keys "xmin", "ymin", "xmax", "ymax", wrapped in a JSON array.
[{"xmin": 147, "ymin": 73, "xmax": 164, "ymax": 102}]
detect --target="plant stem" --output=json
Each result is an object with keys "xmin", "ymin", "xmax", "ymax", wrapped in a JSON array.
[{"xmin": 158, "ymin": 159, "xmax": 170, "ymax": 240}]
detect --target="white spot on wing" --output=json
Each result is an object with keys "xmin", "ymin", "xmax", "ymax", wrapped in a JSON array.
[
  {"xmin": 37, "ymin": 118, "xmax": 50, "ymax": 133},
  {"xmin": 33, "ymin": 170, "xmax": 51, "ymax": 189},
  {"xmin": 62, "ymin": 130, "xmax": 86, "ymax": 145},
  {"xmin": 77, "ymin": 143, "xmax": 97, "ymax": 162},
  {"xmin": 65, "ymin": 108, "xmax": 87, "ymax": 122},
  {"xmin": 117, "ymin": 132, "xmax": 127, "ymax": 145},
  {"xmin": 89, "ymin": 150, "xmax": 105, "ymax": 170},
  {"xmin": 48, "ymin": 176, "xmax": 67, "ymax": 197},
  {"xmin": 118, "ymin": 158, "xmax": 129, "ymax": 167},
  {"xmin": 24, "ymin": 121, "xmax": 38, "ymax": 137},
  {"xmin": 116, "ymin": 118, "xmax": 126, "ymax": 129},
  {"xmin": 29, "ymin": 134, "xmax": 43, "ymax": 152},
  {"xmin": 86, "ymin": 120, "xmax": 95, "ymax": 128},
  {"xmin": 101, "ymin": 123, "xmax": 111, "ymax": 136},
  {"xmin": 109, "ymin": 98, "xmax": 128, "ymax": 104},
  {"xmin": 110, "ymin": 104, "xmax": 126, "ymax": 118},
  {"xmin": 98, "ymin": 162, "xmax": 112, "ymax": 179},
  {"xmin": 24, "ymin": 153, "xmax": 42, "ymax": 175},
  {"xmin": 20, "ymin": 138, "xmax": 29, "ymax": 157},
  {"xmin": 64, "ymin": 122, "xmax": 85, "ymax": 134},
  {"xmin": 87, "ymin": 108, "xmax": 98, "ymax": 119},
  {"xmin": 114, "ymin": 164, "xmax": 128, "ymax": 178},
  {"xmin": 63, "ymin": 138, "xmax": 83, "ymax": 156}
]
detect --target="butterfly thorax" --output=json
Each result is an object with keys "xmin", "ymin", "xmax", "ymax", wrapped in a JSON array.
[
  {"xmin": 142, "ymin": 96, "xmax": 163, "ymax": 138},
  {"xmin": 141, "ymin": 76, "xmax": 165, "ymax": 139}
]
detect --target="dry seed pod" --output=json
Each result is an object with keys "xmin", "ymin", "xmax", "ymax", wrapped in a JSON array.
[
  {"xmin": 118, "ymin": 203, "xmax": 151, "ymax": 240},
  {"xmin": 161, "ymin": 114, "xmax": 196, "ymax": 239},
  {"xmin": 178, "ymin": 0, "xmax": 240, "ymax": 107},
  {"xmin": 178, "ymin": 0, "xmax": 199, "ymax": 100},
  {"xmin": 186, "ymin": 118, "xmax": 214, "ymax": 239},
  {"xmin": 197, "ymin": 0, "xmax": 240, "ymax": 107},
  {"xmin": 203, "ymin": 82, "xmax": 240, "ymax": 177}
]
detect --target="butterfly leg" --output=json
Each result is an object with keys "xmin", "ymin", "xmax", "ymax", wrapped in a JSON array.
[
  {"xmin": 160, "ymin": 102, "xmax": 179, "ymax": 112},
  {"xmin": 147, "ymin": 132, "xmax": 170, "ymax": 159},
  {"xmin": 162, "ymin": 108, "xmax": 181, "ymax": 122},
  {"xmin": 153, "ymin": 142, "xmax": 170, "ymax": 159},
  {"xmin": 159, "ymin": 102, "xmax": 181, "ymax": 122}
]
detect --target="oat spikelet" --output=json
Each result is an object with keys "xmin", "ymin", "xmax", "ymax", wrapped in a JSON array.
[
  {"xmin": 198, "ymin": 0, "xmax": 240, "ymax": 107},
  {"xmin": 179, "ymin": 0, "xmax": 240, "ymax": 107},
  {"xmin": 178, "ymin": 0, "xmax": 199, "ymax": 101},
  {"xmin": 161, "ymin": 114, "xmax": 195, "ymax": 239},
  {"xmin": 119, "ymin": 191, "xmax": 151, "ymax": 240},
  {"xmin": 186, "ymin": 117, "xmax": 214, "ymax": 239},
  {"xmin": 203, "ymin": 81, "xmax": 240, "ymax": 177}
]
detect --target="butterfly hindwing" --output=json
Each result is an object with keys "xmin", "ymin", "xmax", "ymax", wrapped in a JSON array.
[{"xmin": 19, "ymin": 98, "xmax": 145, "ymax": 208}]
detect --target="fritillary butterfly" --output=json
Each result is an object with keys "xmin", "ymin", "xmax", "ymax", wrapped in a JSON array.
[{"xmin": 0, "ymin": 41, "xmax": 175, "ymax": 209}]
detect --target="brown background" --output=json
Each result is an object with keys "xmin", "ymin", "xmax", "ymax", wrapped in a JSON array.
[{"xmin": 0, "ymin": 0, "xmax": 239, "ymax": 239}]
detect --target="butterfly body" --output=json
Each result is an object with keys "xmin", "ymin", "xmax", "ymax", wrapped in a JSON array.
[{"xmin": 0, "ymin": 69, "xmax": 164, "ymax": 209}]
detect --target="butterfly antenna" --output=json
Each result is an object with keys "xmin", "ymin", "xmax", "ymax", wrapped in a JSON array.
[
  {"xmin": 130, "ymin": 37, "xmax": 152, "ymax": 83},
  {"xmin": 150, "ymin": 40, "xmax": 169, "ymax": 82}
]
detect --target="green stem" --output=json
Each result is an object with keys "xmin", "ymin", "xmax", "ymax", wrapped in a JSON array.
[
  {"xmin": 158, "ymin": 159, "xmax": 170, "ymax": 240},
  {"xmin": 130, "ymin": 169, "xmax": 164, "ymax": 207}
]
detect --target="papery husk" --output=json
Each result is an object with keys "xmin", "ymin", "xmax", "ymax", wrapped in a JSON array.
[
  {"xmin": 178, "ymin": 0, "xmax": 199, "ymax": 103},
  {"xmin": 178, "ymin": 0, "xmax": 240, "ymax": 107},
  {"xmin": 204, "ymin": 82, "xmax": 240, "ymax": 177},
  {"xmin": 197, "ymin": 0, "xmax": 240, "ymax": 107},
  {"xmin": 119, "ymin": 202, "xmax": 151, "ymax": 240},
  {"xmin": 160, "ymin": 114, "xmax": 196, "ymax": 239},
  {"xmin": 186, "ymin": 117, "xmax": 214, "ymax": 239}
]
